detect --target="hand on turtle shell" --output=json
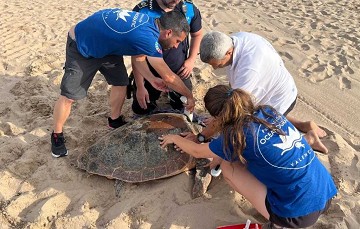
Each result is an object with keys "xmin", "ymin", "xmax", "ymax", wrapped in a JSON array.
[{"xmin": 158, "ymin": 134, "xmax": 175, "ymax": 148}]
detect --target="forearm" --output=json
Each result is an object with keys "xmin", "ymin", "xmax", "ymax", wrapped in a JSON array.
[
  {"xmin": 132, "ymin": 68, "xmax": 145, "ymax": 89},
  {"xmin": 131, "ymin": 56, "xmax": 157, "ymax": 85},
  {"xmin": 187, "ymin": 29, "xmax": 203, "ymax": 62},
  {"xmin": 165, "ymin": 75, "xmax": 193, "ymax": 99},
  {"xmin": 171, "ymin": 135, "xmax": 213, "ymax": 158},
  {"xmin": 147, "ymin": 56, "xmax": 193, "ymax": 99},
  {"xmin": 200, "ymin": 121, "xmax": 217, "ymax": 140}
]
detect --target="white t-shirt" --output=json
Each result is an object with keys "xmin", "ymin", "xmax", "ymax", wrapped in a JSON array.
[{"xmin": 227, "ymin": 32, "xmax": 297, "ymax": 114}]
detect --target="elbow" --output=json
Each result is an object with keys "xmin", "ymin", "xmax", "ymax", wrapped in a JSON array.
[{"xmin": 162, "ymin": 74, "xmax": 176, "ymax": 84}]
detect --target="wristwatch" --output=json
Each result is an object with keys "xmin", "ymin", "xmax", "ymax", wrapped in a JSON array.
[{"xmin": 197, "ymin": 133, "xmax": 206, "ymax": 143}]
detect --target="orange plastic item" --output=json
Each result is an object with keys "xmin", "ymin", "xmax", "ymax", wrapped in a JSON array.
[{"xmin": 217, "ymin": 223, "xmax": 262, "ymax": 229}]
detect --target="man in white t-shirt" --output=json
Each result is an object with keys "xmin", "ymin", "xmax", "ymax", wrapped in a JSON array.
[{"xmin": 194, "ymin": 31, "xmax": 327, "ymax": 154}]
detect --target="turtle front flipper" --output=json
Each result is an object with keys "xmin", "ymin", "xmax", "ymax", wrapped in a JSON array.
[{"xmin": 192, "ymin": 158, "xmax": 212, "ymax": 199}]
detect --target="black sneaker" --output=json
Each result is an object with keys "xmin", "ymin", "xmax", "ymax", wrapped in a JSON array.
[
  {"xmin": 108, "ymin": 115, "xmax": 127, "ymax": 129},
  {"xmin": 51, "ymin": 132, "xmax": 68, "ymax": 158}
]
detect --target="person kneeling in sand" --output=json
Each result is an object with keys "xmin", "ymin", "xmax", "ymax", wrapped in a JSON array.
[
  {"xmin": 130, "ymin": 0, "xmax": 203, "ymax": 115},
  {"xmin": 159, "ymin": 85, "xmax": 337, "ymax": 228},
  {"xmin": 192, "ymin": 31, "xmax": 328, "ymax": 154}
]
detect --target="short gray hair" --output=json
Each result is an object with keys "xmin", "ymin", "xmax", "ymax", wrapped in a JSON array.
[{"xmin": 200, "ymin": 31, "xmax": 233, "ymax": 63}]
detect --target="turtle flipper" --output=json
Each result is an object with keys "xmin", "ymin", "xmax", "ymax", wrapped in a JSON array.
[
  {"xmin": 192, "ymin": 158, "xmax": 212, "ymax": 199},
  {"xmin": 115, "ymin": 180, "xmax": 125, "ymax": 197}
]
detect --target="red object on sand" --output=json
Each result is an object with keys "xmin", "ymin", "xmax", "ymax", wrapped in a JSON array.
[{"xmin": 217, "ymin": 223, "xmax": 262, "ymax": 229}]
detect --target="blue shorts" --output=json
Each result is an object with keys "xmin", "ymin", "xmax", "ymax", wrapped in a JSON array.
[{"xmin": 60, "ymin": 34, "xmax": 129, "ymax": 100}]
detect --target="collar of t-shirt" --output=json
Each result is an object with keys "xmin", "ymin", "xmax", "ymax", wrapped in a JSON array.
[{"xmin": 150, "ymin": 0, "xmax": 185, "ymax": 15}]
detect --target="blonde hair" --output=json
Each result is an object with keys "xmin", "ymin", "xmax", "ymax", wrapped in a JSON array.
[{"xmin": 204, "ymin": 85, "xmax": 283, "ymax": 164}]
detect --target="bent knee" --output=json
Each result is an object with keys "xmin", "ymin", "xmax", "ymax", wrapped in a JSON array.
[{"xmin": 60, "ymin": 95, "xmax": 75, "ymax": 103}]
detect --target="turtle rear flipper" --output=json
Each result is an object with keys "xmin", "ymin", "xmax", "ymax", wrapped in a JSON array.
[{"xmin": 192, "ymin": 158, "xmax": 212, "ymax": 199}]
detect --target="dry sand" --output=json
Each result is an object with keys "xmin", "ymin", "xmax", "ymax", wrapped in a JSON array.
[{"xmin": 0, "ymin": 0, "xmax": 359, "ymax": 228}]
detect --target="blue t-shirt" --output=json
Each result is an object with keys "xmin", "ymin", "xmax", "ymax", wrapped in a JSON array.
[
  {"xmin": 133, "ymin": 0, "xmax": 202, "ymax": 72},
  {"xmin": 74, "ymin": 8, "xmax": 163, "ymax": 58},
  {"xmin": 209, "ymin": 108, "xmax": 337, "ymax": 218}
]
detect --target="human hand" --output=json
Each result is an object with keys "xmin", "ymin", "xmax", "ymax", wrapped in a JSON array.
[
  {"xmin": 136, "ymin": 87, "xmax": 150, "ymax": 110},
  {"xmin": 177, "ymin": 59, "xmax": 194, "ymax": 79},
  {"xmin": 184, "ymin": 97, "xmax": 195, "ymax": 112},
  {"xmin": 158, "ymin": 134, "xmax": 177, "ymax": 149}
]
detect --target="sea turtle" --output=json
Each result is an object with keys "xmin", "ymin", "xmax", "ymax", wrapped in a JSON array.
[{"xmin": 77, "ymin": 113, "xmax": 212, "ymax": 198}]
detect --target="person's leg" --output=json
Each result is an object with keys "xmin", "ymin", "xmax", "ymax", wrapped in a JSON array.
[
  {"xmin": 131, "ymin": 60, "xmax": 163, "ymax": 115},
  {"xmin": 131, "ymin": 77, "xmax": 162, "ymax": 115},
  {"xmin": 109, "ymin": 85, "xmax": 127, "ymax": 120},
  {"xmin": 51, "ymin": 95, "xmax": 73, "ymax": 157},
  {"xmin": 304, "ymin": 130, "xmax": 328, "ymax": 154},
  {"xmin": 51, "ymin": 34, "xmax": 99, "ymax": 157},
  {"xmin": 286, "ymin": 116, "xmax": 328, "ymax": 154},
  {"xmin": 131, "ymin": 88, "xmax": 155, "ymax": 115},
  {"xmin": 286, "ymin": 115, "xmax": 327, "ymax": 138},
  {"xmin": 53, "ymin": 95, "xmax": 74, "ymax": 133},
  {"xmin": 100, "ymin": 56, "xmax": 129, "ymax": 124},
  {"xmin": 220, "ymin": 160, "xmax": 270, "ymax": 220}
]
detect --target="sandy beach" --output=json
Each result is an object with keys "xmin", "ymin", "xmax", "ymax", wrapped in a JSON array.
[{"xmin": 0, "ymin": 0, "xmax": 359, "ymax": 228}]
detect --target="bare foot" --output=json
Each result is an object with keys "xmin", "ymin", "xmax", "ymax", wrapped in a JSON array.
[
  {"xmin": 286, "ymin": 116, "xmax": 327, "ymax": 138},
  {"xmin": 305, "ymin": 130, "xmax": 328, "ymax": 154},
  {"xmin": 308, "ymin": 121, "xmax": 327, "ymax": 138}
]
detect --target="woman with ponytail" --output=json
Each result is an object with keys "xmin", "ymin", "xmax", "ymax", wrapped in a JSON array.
[{"xmin": 159, "ymin": 85, "xmax": 337, "ymax": 228}]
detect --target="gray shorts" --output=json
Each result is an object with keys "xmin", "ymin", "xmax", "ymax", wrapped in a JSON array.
[{"xmin": 60, "ymin": 34, "xmax": 129, "ymax": 100}]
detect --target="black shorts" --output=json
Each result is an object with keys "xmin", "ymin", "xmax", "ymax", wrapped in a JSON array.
[
  {"xmin": 131, "ymin": 58, "xmax": 192, "ymax": 115},
  {"xmin": 283, "ymin": 98, "xmax": 297, "ymax": 116},
  {"xmin": 265, "ymin": 197, "xmax": 332, "ymax": 228},
  {"xmin": 60, "ymin": 34, "xmax": 129, "ymax": 100}
]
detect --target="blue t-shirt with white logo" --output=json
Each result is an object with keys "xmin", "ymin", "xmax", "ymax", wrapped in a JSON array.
[
  {"xmin": 74, "ymin": 8, "xmax": 163, "ymax": 58},
  {"xmin": 209, "ymin": 107, "xmax": 337, "ymax": 218}
]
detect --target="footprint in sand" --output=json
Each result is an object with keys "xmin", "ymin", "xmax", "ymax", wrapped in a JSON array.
[
  {"xmin": 310, "ymin": 21, "xmax": 317, "ymax": 29},
  {"xmin": 312, "ymin": 64, "xmax": 326, "ymax": 73},
  {"xmin": 0, "ymin": 122, "xmax": 26, "ymax": 136},
  {"xmin": 339, "ymin": 76, "xmax": 351, "ymax": 90},
  {"xmin": 324, "ymin": 23, "xmax": 339, "ymax": 30},
  {"xmin": 346, "ymin": 66, "xmax": 354, "ymax": 75},
  {"xmin": 279, "ymin": 51, "xmax": 293, "ymax": 61},
  {"xmin": 273, "ymin": 38, "xmax": 296, "ymax": 46},
  {"xmin": 301, "ymin": 44, "xmax": 311, "ymax": 51},
  {"xmin": 211, "ymin": 18, "xmax": 219, "ymax": 27}
]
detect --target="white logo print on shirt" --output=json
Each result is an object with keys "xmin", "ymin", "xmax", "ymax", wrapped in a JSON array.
[
  {"xmin": 273, "ymin": 127, "xmax": 304, "ymax": 155},
  {"xmin": 102, "ymin": 9, "xmax": 149, "ymax": 34},
  {"xmin": 114, "ymin": 9, "xmax": 131, "ymax": 22},
  {"xmin": 257, "ymin": 119, "xmax": 315, "ymax": 169}
]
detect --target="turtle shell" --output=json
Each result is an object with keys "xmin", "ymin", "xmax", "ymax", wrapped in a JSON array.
[{"xmin": 77, "ymin": 113, "xmax": 197, "ymax": 182}]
